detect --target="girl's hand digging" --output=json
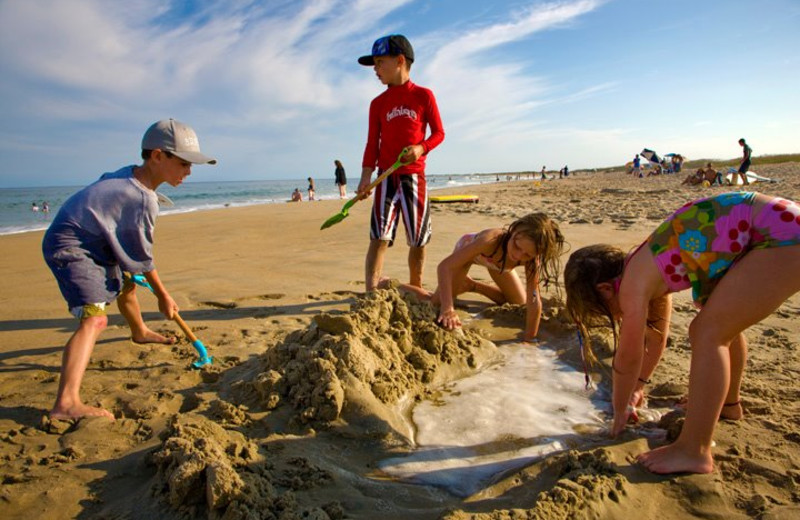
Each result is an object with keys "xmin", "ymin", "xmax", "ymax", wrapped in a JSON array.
[{"xmin": 437, "ymin": 308, "xmax": 461, "ymax": 330}]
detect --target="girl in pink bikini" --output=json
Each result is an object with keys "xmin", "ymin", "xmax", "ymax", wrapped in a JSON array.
[
  {"xmin": 564, "ymin": 191, "xmax": 800, "ymax": 475},
  {"xmin": 396, "ymin": 213, "xmax": 564, "ymax": 341}
]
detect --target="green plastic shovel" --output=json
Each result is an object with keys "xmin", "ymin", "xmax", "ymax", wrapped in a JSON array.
[{"xmin": 320, "ymin": 149, "xmax": 410, "ymax": 230}]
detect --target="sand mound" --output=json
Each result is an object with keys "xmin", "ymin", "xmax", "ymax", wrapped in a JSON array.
[
  {"xmin": 530, "ymin": 449, "xmax": 626, "ymax": 519},
  {"xmin": 150, "ymin": 413, "xmax": 344, "ymax": 519},
  {"xmin": 440, "ymin": 449, "xmax": 627, "ymax": 520},
  {"xmin": 243, "ymin": 289, "xmax": 498, "ymax": 437},
  {"xmin": 150, "ymin": 289, "xmax": 499, "ymax": 518}
]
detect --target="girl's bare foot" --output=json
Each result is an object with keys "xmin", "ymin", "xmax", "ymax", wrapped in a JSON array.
[
  {"xmin": 50, "ymin": 403, "xmax": 115, "ymax": 421},
  {"xmin": 131, "ymin": 329, "xmax": 177, "ymax": 345},
  {"xmin": 720, "ymin": 400, "xmax": 743, "ymax": 421},
  {"xmin": 637, "ymin": 443, "xmax": 714, "ymax": 474}
]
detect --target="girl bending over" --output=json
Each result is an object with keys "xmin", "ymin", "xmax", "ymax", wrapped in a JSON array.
[{"xmin": 564, "ymin": 191, "xmax": 800, "ymax": 474}]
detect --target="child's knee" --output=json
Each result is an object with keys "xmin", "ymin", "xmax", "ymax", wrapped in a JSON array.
[
  {"xmin": 688, "ymin": 317, "xmax": 731, "ymax": 350},
  {"xmin": 71, "ymin": 303, "xmax": 109, "ymax": 331},
  {"xmin": 80, "ymin": 314, "xmax": 108, "ymax": 333}
]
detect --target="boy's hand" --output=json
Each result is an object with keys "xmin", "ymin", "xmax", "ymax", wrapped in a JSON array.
[
  {"xmin": 357, "ymin": 167, "xmax": 375, "ymax": 200},
  {"xmin": 401, "ymin": 145, "xmax": 424, "ymax": 164},
  {"xmin": 356, "ymin": 180, "xmax": 371, "ymax": 200},
  {"xmin": 158, "ymin": 294, "xmax": 179, "ymax": 320}
]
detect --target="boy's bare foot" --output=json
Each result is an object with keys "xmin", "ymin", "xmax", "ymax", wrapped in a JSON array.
[
  {"xmin": 131, "ymin": 329, "xmax": 177, "ymax": 345},
  {"xmin": 50, "ymin": 403, "xmax": 115, "ymax": 421},
  {"xmin": 637, "ymin": 443, "xmax": 714, "ymax": 474}
]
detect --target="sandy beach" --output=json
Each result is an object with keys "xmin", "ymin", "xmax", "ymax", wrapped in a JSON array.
[{"xmin": 1, "ymin": 163, "xmax": 799, "ymax": 519}]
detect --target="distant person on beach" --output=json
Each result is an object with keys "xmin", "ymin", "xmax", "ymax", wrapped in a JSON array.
[
  {"xmin": 633, "ymin": 154, "xmax": 641, "ymax": 177},
  {"xmin": 356, "ymin": 34, "xmax": 444, "ymax": 291},
  {"xmin": 564, "ymin": 191, "xmax": 800, "ymax": 474},
  {"xmin": 42, "ymin": 201, "xmax": 50, "ymax": 215},
  {"xmin": 681, "ymin": 169, "xmax": 704, "ymax": 186},
  {"xmin": 307, "ymin": 177, "xmax": 316, "ymax": 200},
  {"xmin": 393, "ymin": 213, "xmax": 564, "ymax": 341},
  {"xmin": 672, "ymin": 154, "xmax": 683, "ymax": 174},
  {"xmin": 540, "ymin": 166, "xmax": 546, "ymax": 180},
  {"xmin": 701, "ymin": 162, "xmax": 723, "ymax": 186},
  {"xmin": 31, "ymin": 201, "xmax": 40, "ymax": 212},
  {"xmin": 41, "ymin": 119, "xmax": 216, "ymax": 421},
  {"xmin": 334, "ymin": 160, "xmax": 347, "ymax": 199},
  {"xmin": 737, "ymin": 138, "xmax": 752, "ymax": 185},
  {"xmin": 291, "ymin": 188, "xmax": 303, "ymax": 202},
  {"xmin": 563, "ymin": 165, "xmax": 569, "ymax": 177}
]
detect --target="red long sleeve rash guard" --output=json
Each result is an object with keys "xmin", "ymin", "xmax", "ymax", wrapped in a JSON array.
[{"xmin": 362, "ymin": 81, "xmax": 445, "ymax": 175}]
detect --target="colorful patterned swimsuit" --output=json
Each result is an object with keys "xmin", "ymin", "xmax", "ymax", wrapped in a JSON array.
[{"xmin": 647, "ymin": 192, "xmax": 800, "ymax": 305}]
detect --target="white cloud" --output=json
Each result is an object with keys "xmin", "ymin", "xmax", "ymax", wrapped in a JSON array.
[{"xmin": 0, "ymin": 0, "xmax": 684, "ymax": 184}]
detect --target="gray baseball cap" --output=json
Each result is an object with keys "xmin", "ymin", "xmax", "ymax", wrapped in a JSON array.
[{"xmin": 141, "ymin": 119, "xmax": 217, "ymax": 165}]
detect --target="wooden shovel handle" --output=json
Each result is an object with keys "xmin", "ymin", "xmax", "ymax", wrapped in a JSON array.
[{"xmin": 172, "ymin": 313, "xmax": 198, "ymax": 342}]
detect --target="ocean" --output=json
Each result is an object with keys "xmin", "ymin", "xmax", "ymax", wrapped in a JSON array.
[{"xmin": 0, "ymin": 174, "xmax": 497, "ymax": 236}]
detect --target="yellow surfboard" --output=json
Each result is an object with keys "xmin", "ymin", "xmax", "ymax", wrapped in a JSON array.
[{"xmin": 430, "ymin": 194, "xmax": 480, "ymax": 204}]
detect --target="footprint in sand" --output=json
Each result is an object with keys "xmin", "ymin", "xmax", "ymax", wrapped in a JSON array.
[
  {"xmin": 309, "ymin": 291, "xmax": 359, "ymax": 301},
  {"xmin": 201, "ymin": 301, "xmax": 238, "ymax": 309},
  {"xmin": 258, "ymin": 293, "xmax": 286, "ymax": 300}
]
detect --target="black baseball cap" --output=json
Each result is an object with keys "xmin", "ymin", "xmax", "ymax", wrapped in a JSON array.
[{"xmin": 358, "ymin": 34, "xmax": 414, "ymax": 66}]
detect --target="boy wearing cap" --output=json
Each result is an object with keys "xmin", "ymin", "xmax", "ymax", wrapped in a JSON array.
[
  {"xmin": 357, "ymin": 34, "xmax": 445, "ymax": 292},
  {"xmin": 42, "ymin": 119, "xmax": 216, "ymax": 420}
]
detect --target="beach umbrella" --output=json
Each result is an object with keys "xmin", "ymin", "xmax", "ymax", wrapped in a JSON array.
[
  {"xmin": 640, "ymin": 148, "xmax": 661, "ymax": 164},
  {"xmin": 321, "ymin": 149, "xmax": 409, "ymax": 230}
]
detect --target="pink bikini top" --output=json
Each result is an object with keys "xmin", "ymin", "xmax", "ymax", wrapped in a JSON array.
[{"xmin": 455, "ymin": 232, "xmax": 504, "ymax": 272}]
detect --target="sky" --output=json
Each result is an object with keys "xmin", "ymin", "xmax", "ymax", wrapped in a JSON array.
[{"xmin": 0, "ymin": 0, "xmax": 798, "ymax": 187}]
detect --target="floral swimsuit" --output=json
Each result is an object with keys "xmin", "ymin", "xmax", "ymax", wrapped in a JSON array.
[{"xmin": 647, "ymin": 192, "xmax": 800, "ymax": 305}]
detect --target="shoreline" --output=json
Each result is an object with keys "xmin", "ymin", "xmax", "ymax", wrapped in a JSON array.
[{"xmin": 0, "ymin": 175, "xmax": 503, "ymax": 237}]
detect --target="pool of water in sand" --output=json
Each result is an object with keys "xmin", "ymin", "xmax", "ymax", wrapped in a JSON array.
[{"xmin": 378, "ymin": 342, "xmax": 610, "ymax": 497}]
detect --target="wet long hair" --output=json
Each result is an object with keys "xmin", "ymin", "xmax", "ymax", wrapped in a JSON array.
[
  {"xmin": 564, "ymin": 244, "xmax": 625, "ymax": 365},
  {"xmin": 489, "ymin": 213, "xmax": 565, "ymax": 288}
]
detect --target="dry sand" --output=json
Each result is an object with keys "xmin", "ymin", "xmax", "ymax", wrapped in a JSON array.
[{"xmin": 1, "ymin": 163, "xmax": 799, "ymax": 519}]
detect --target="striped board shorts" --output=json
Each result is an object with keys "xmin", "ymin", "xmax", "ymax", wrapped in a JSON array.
[{"xmin": 370, "ymin": 172, "xmax": 432, "ymax": 247}]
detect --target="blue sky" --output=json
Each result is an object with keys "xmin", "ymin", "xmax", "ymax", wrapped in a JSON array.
[{"xmin": 0, "ymin": 0, "xmax": 798, "ymax": 187}]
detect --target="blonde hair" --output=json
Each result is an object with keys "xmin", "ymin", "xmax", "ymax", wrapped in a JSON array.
[
  {"xmin": 491, "ymin": 213, "xmax": 565, "ymax": 287},
  {"xmin": 564, "ymin": 244, "xmax": 625, "ymax": 365}
]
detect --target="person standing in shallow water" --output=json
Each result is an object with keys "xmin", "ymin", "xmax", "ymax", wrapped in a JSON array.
[
  {"xmin": 334, "ymin": 160, "xmax": 347, "ymax": 199},
  {"xmin": 307, "ymin": 177, "xmax": 316, "ymax": 200},
  {"xmin": 564, "ymin": 191, "xmax": 800, "ymax": 475}
]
